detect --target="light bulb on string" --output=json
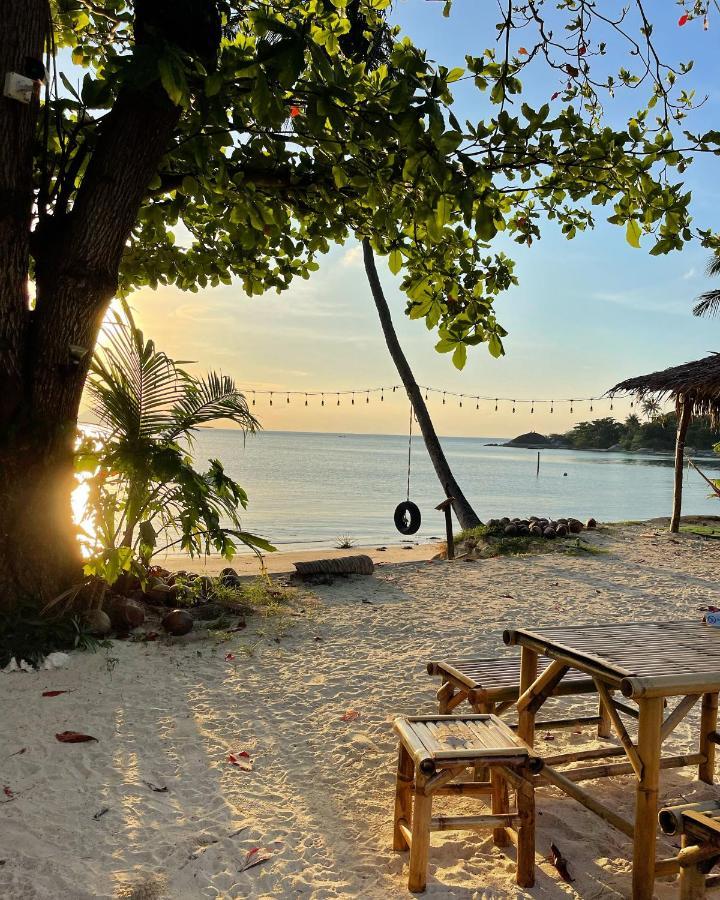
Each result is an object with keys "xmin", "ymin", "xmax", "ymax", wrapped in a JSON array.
[
  {"xmin": 495, "ymin": 399, "xmax": 498, "ymax": 411},
  {"xmin": 551, "ymin": 402, "xmax": 554, "ymax": 414},
  {"xmin": 351, "ymin": 393, "xmax": 355, "ymax": 405},
  {"xmin": 286, "ymin": 393, "xmax": 290, "ymax": 404},
  {"xmin": 442, "ymin": 392, "xmax": 446, "ymax": 405},
  {"xmin": 381, "ymin": 389, "xmax": 384, "ymax": 402},
  {"xmin": 590, "ymin": 401, "xmax": 593, "ymax": 412},
  {"xmin": 531, "ymin": 402, "xmax": 534, "ymax": 414},
  {"xmin": 459, "ymin": 396, "xmax": 462, "ymax": 408},
  {"xmin": 252, "ymin": 391, "xmax": 256, "ymax": 406},
  {"xmin": 512, "ymin": 401, "xmax": 516, "ymax": 413},
  {"xmin": 336, "ymin": 393, "xmax": 340, "ymax": 406},
  {"xmin": 366, "ymin": 391, "xmax": 370, "ymax": 404},
  {"xmin": 570, "ymin": 400, "xmax": 574, "ymax": 413},
  {"xmin": 392, "ymin": 386, "xmax": 396, "ymax": 393},
  {"xmin": 304, "ymin": 393, "xmax": 308, "ymax": 406},
  {"xmin": 476, "ymin": 399, "xmax": 479, "ymax": 410},
  {"xmin": 321, "ymin": 393, "xmax": 325, "ymax": 407},
  {"xmin": 269, "ymin": 392, "xmax": 273, "ymax": 406},
  {"xmin": 610, "ymin": 399, "xmax": 613, "ymax": 410}
]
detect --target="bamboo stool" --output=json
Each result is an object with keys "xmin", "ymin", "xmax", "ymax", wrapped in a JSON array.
[
  {"xmin": 392, "ymin": 714, "xmax": 542, "ymax": 893},
  {"xmin": 427, "ymin": 656, "xmax": 611, "ymax": 736},
  {"xmin": 659, "ymin": 801, "xmax": 720, "ymax": 898}
]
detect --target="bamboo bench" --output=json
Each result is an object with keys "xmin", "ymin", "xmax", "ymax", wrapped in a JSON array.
[
  {"xmin": 427, "ymin": 655, "xmax": 612, "ymax": 736},
  {"xmin": 659, "ymin": 801, "xmax": 720, "ymax": 898},
  {"xmin": 392, "ymin": 714, "xmax": 542, "ymax": 892}
]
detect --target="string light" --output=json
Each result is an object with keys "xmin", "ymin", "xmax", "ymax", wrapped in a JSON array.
[{"xmin": 240, "ymin": 385, "xmax": 626, "ymax": 410}]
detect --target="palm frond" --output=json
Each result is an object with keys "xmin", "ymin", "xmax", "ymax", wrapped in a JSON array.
[
  {"xmin": 165, "ymin": 371, "xmax": 259, "ymax": 441},
  {"xmin": 87, "ymin": 301, "xmax": 187, "ymax": 438},
  {"xmin": 707, "ymin": 254, "xmax": 720, "ymax": 279},
  {"xmin": 693, "ymin": 289, "xmax": 720, "ymax": 319}
]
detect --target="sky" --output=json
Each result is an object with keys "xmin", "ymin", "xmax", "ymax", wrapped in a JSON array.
[{"xmin": 119, "ymin": 0, "xmax": 720, "ymax": 439}]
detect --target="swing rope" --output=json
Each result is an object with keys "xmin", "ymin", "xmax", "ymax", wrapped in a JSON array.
[{"xmin": 406, "ymin": 402, "xmax": 413, "ymax": 502}]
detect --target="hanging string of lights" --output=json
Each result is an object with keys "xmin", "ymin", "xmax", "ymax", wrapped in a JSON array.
[{"xmin": 247, "ymin": 384, "xmax": 632, "ymax": 412}]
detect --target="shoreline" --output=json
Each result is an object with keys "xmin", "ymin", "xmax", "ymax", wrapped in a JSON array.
[{"xmin": 157, "ymin": 541, "xmax": 440, "ymax": 576}]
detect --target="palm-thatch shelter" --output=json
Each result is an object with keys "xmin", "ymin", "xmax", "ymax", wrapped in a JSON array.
[{"xmin": 609, "ymin": 353, "xmax": 720, "ymax": 532}]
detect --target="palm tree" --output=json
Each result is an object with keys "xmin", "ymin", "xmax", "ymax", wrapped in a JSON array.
[
  {"xmin": 363, "ymin": 241, "xmax": 481, "ymax": 530},
  {"xmin": 80, "ymin": 301, "xmax": 270, "ymax": 577},
  {"xmin": 692, "ymin": 254, "xmax": 720, "ymax": 318},
  {"xmin": 640, "ymin": 398, "xmax": 662, "ymax": 421}
]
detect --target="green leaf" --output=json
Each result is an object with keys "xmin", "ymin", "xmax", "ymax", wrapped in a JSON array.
[
  {"xmin": 388, "ymin": 249, "xmax": 402, "ymax": 275},
  {"xmin": 446, "ymin": 67, "xmax": 465, "ymax": 83},
  {"xmin": 452, "ymin": 343, "xmax": 467, "ymax": 369},
  {"xmin": 158, "ymin": 55, "xmax": 185, "ymax": 106},
  {"xmin": 625, "ymin": 219, "xmax": 642, "ymax": 249},
  {"xmin": 488, "ymin": 334, "xmax": 505, "ymax": 358}
]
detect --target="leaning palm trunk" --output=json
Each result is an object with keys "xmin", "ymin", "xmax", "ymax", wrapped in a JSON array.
[{"xmin": 362, "ymin": 240, "xmax": 481, "ymax": 531}]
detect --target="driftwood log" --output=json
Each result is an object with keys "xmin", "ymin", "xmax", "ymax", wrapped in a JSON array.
[{"xmin": 294, "ymin": 554, "xmax": 374, "ymax": 578}]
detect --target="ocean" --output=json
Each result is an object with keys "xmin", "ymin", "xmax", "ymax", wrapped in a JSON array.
[{"xmin": 192, "ymin": 429, "xmax": 720, "ymax": 551}]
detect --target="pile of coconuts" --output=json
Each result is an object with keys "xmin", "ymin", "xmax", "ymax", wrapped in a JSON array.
[
  {"xmin": 485, "ymin": 516, "xmax": 597, "ymax": 539},
  {"xmin": 88, "ymin": 565, "xmax": 248, "ymax": 638}
]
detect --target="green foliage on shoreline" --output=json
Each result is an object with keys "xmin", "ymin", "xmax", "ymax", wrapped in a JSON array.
[{"xmin": 554, "ymin": 413, "xmax": 720, "ymax": 452}]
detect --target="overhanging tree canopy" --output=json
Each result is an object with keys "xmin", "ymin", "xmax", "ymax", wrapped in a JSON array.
[{"xmin": 610, "ymin": 354, "xmax": 720, "ymax": 531}]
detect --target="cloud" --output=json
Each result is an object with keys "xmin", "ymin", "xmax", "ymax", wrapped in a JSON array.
[
  {"xmin": 592, "ymin": 289, "xmax": 688, "ymax": 315},
  {"xmin": 683, "ymin": 267, "xmax": 697, "ymax": 280},
  {"xmin": 340, "ymin": 245, "xmax": 362, "ymax": 268}
]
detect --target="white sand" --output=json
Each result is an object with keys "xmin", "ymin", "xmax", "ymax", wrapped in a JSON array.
[{"xmin": 2, "ymin": 524, "xmax": 720, "ymax": 899}]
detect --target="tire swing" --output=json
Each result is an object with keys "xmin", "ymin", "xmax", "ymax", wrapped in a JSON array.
[{"xmin": 394, "ymin": 405, "xmax": 421, "ymax": 536}]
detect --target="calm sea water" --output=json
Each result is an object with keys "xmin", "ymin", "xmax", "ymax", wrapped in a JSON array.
[{"xmin": 192, "ymin": 430, "xmax": 720, "ymax": 551}]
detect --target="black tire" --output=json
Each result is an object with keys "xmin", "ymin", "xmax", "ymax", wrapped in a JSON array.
[{"xmin": 394, "ymin": 501, "xmax": 421, "ymax": 535}]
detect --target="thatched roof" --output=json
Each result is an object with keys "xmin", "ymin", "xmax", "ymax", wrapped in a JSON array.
[{"xmin": 608, "ymin": 352, "xmax": 720, "ymax": 421}]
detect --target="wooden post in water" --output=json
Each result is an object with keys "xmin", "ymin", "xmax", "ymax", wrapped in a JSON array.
[
  {"xmin": 436, "ymin": 497, "xmax": 455, "ymax": 560},
  {"xmin": 670, "ymin": 395, "xmax": 692, "ymax": 533},
  {"xmin": 536, "ymin": 451, "xmax": 540, "ymax": 477}
]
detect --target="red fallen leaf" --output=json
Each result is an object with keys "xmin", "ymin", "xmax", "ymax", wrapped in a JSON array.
[
  {"xmin": 578, "ymin": 44, "xmax": 586, "ymax": 55},
  {"xmin": 225, "ymin": 653, "xmax": 236, "ymax": 661},
  {"xmin": 144, "ymin": 632, "xmax": 159, "ymax": 642},
  {"xmin": 227, "ymin": 753, "xmax": 252, "ymax": 771},
  {"xmin": 55, "ymin": 731, "xmax": 97, "ymax": 743},
  {"xmin": 518, "ymin": 47, "xmax": 528, "ymax": 55},
  {"xmin": 543, "ymin": 733, "xmax": 555, "ymax": 741},
  {"xmin": 340, "ymin": 709, "xmax": 360, "ymax": 722},
  {"xmin": 42, "ymin": 690, "xmax": 70, "ymax": 697},
  {"xmin": 290, "ymin": 105, "xmax": 301, "ymax": 118},
  {"xmin": 678, "ymin": 13, "xmax": 689, "ymax": 26},
  {"xmin": 3, "ymin": 786, "xmax": 13, "ymax": 798},
  {"xmin": 239, "ymin": 846, "xmax": 271, "ymax": 872}
]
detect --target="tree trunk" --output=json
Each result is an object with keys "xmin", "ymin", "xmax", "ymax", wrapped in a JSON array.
[
  {"xmin": 362, "ymin": 239, "xmax": 482, "ymax": 531},
  {"xmin": 670, "ymin": 395, "xmax": 692, "ymax": 534},
  {"xmin": 0, "ymin": 2, "xmax": 219, "ymax": 610}
]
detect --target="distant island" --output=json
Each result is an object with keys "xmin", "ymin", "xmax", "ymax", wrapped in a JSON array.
[{"xmin": 487, "ymin": 414, "xmax": 720, "ymax": 455}]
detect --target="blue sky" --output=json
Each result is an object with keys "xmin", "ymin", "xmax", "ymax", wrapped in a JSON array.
[{"xmin": 131, "ymin": 0, "xmax": 720, "ymax": 438}]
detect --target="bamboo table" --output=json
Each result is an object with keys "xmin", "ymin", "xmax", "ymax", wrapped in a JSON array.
[{"xmin": 503, "ymin": 621, "xmax": 720, "ymax": 900}]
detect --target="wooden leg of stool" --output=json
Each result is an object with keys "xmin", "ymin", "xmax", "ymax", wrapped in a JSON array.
[
  {"xmin": 473, "ymin": 702, "xmax": 494, "ymax": 782},
  {"xmin": 679, "ymin": 835, "xmax": 707, "ymax": 900},
  {"xmin": 597, "ymin": 693, "xmax": 612, "ymax": 739},
  {"xmin": 394, "ymin": 744, "xmax": 414, "ymax": 851},
  {"xmin": 408, "ymin": 777, "xmax": 432, "ymax": 893},
  {"xmin": 438, "ymin": 679, "xmax": 454, "ymax": 714},
  {"xmin": 515, "ymin": 768, "xmax": 536, "ymax": 889},
  {"xmin": 491, "ymin": 769, "xmax": 510, "ymax": 848}
]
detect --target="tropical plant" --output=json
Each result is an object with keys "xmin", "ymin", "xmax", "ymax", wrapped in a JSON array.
[
  {"xmin": 76, "ymin": 302, "xmax": 273, "ymax": 587},
  {"xmin": 693, "ymin": 255, "xmax": 720, "ymax": 318},
  {"xmin": 641, "ymin": 398, "xmax": 663, "ymax": 422}
]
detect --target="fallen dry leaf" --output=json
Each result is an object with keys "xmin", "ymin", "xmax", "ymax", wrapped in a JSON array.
[
  {"xmin": 340, "ymin": 709, "xmax": 360, "ymax": 722},
  {"xmin": 550, "ymin": 842, "xmax": 574, "ymax": 882},
  {"xmin": 55, "ymin": 731, "xmax": 98, "ymax": 743},
  {"xmin": 143, "ymin": 780, "xmax": 168, "ymax": 793},
  {"xmin": 42, "ymin": 690, "xmax": 71, "ymax": 697},
  {"xmin": 239, "ymin": 846, "xmax": 271, "ymax": 872},
  {"xmin": 228, "ymin": 752, "xmax": 253, "ymax": 771}
]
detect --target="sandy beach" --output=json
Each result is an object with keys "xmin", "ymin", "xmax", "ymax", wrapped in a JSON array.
[{"xmin": 2, "ymin": 523, "xmax": 720, "ymax": 899}]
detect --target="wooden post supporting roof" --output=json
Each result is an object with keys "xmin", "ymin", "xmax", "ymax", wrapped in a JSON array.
[{"xmin": 670, "ymin": 395, "xmax": 692, "ymax": 533}]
